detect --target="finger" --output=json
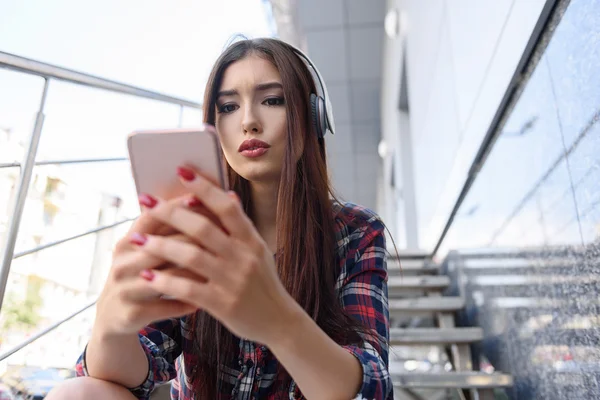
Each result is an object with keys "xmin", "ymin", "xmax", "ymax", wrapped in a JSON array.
[
  {"xmin": 153, "ymin": 224, "xmax": 180, "ymax": 237},
  {"xmin": 120, "ymin": 267, "xmax": 208, "ymax": 302},
  {"xmin": 128, "ymin": 194, "xmax": 164, "ymax": 233},
  {"xmin": 119, "ymin": 276, "xmax": 164, "ymax": 301},
  {"xmin": 115, "ymin": 233, "xmax": 191, "ymax": 278},
  {"xmin": 147, "ymin": 197, "xmax": 222, "ymax": 236},
  {"xmin": 112, "ymin": 249, "xmax": 165, "ymax": 279},
  {"xmin": 134, "ymin": 191, "xmax": 226, "ymax": 238},
  {"xmin": 148, "ymin": 201, "xmax": 231, "ymax": 257},
  {"xmin": 140, "ymin": 269, "xmax": 216, "ymax": 311},
  {"xmin": 133, "ymin": 234, "xmax": 225, "ymax": 283},
  {"xmin": 129, "ymin": 193, "xmax": 197, "ymax": 236},
  {"xmin": 184, "ymin": 196, "xmax": 228, "ymax": 233},
  {"xmin": 116, "ymin": 195, "xmax": 171, "ymax": 253},
  {"xmin": 161, "ymin": 266, "xmax": 208, "ymax": 283},
  {"xmin": 139, "ymin": 298, "xmax": 198, "ymax": 321},
  {"xmin": 176, "ymin": 166, "xmax": 258, "ymax": 243}
]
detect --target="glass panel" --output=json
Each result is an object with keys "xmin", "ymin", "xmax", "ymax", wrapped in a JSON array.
[
  {"xmin": 545, "ymin": 0, "xmax": 600, "ymax": 149},
  {"xmin": 567, "ymin": 120, "xmax": 600, "ymax": 245},
  {"xmin": 440, "ymin": 1, "xmax": 600, "ymax": 398},
  {"xmin": 439, "ymin": 53, "xmax": 571, "ymax": 253}
]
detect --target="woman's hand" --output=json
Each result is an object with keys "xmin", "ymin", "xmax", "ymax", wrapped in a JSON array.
[
  {"xmin": 93, "ymin": 194, "xmax": 218, "ymax": 337},
  {"xmin": 131, "ymin": 167, "xmax": 301, "ymax": 346}
]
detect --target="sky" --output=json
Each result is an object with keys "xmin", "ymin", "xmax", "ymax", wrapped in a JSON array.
[
  {"xmin": 0, "ymin": 0, "xmax": 275, "ymax": 215},
  {"xmin": 0, "ymin": 0, "xmax": 276, "ymax": 342},
  {"xmin": 0, "ymin": 0, "xmax": 274, "ymax": 100}
]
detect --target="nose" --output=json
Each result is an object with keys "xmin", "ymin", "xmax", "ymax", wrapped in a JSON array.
[{"xmin": 242, "ymin": 105, "xmax": 262, "ymax": 134}]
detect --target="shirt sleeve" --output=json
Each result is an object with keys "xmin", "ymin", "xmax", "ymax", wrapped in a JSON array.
[
  {"xmin": 338, "ymin": 216, "xmax": 392, "ymax": 400},
  {"xmin": 75, "ymin": 317, "xmax": 184, "ymax": 400}
]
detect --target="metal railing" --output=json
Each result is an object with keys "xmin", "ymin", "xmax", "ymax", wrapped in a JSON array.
[
  {"xmin": 13, "ymin": 218, "xmax": 136, "ymax": 259},
  {"xmin": 0, "ymin": 51, "xmax": 201, "ymax": 108},
  {"xmin": 0, "ymin": 301, "xmax": 97, "ymax": 362},
  {"xmin": 0, "ymin": 51, "xmax": 202, "ymax": 357}
]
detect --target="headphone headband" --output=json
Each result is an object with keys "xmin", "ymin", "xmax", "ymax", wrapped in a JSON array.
[{"xmin": 288, "ymin": 45, "xmax": 336, "ymax": 136}]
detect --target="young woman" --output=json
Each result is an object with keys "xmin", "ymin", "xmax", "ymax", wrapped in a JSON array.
[{"xmin": 47, "ymin": 38, "xmax": 392, "ymax": 400}]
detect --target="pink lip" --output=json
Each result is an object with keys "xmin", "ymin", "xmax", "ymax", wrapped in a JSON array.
[
  {"xmin": 240, "ymin": 147, "xmax": 269, "ymax": 158},
  {"xmin": 238, "ymin": 138, "xmax": 271, "ymax": 153}
]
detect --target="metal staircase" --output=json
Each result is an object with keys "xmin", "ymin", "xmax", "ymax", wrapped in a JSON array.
[{"xmin": 388, "ymin": 255, "xmax": 513, "ymax": 400}]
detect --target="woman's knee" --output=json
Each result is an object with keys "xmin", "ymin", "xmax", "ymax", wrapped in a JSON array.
[{"xmin": 45, "ymin": 376, "xmax": 137, "ymax": 400}]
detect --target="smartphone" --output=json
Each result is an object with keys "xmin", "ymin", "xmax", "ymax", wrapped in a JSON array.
[{"xmin": 127, "ymin": 125, "xmax": 228, "ymax": 204}]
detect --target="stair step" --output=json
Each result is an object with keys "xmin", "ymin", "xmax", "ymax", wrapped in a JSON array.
[
  {"xmin": 390, "ymin": 327, "xmax": 483, "ymax": 345},
  {"xmin": 462, "ymin": 257, "xmax": 579, "ymax": 271},
  {"xmin": 389, "ymin": 297, "xmax": 465, "ymax": 314},
  {"xmin": 391, "ymin": 371, "xmax": 513, "ymax": 389},
  {"xmin": 467, "ymin": 273, "xmax": 600, "ymax": 286},
  {"xmin": 388, "ymin": 276, "xmax": 450, "ymax": 292},
  {"xmin": 388, "ymin": 251, "xmax": 431, "ymax": 260},
  {"xmin": 149, "ymin": 383, "xmax": 172, "ymax": 400},
  {"xmin": 388, "ymin": 260, "xmax": 440, "ymax": 275}
]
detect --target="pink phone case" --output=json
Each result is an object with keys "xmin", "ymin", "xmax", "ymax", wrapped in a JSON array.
[{"xmin": 127, "ymin": 125, "xmax": 228, "ymax": 204}]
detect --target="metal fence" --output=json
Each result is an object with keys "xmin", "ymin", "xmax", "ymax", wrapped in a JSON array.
[{"xmin": 0, "ymin": 51, "xmax": 202, "ymax": 360}]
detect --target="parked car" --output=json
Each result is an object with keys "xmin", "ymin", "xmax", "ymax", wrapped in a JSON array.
[
  {"xmin": 0, "ymin": 384, "xmax": 16, "ymax": 400},
  {"xmin": 2, "ymin": 367, "xmax": 75, "ymax": 399}
]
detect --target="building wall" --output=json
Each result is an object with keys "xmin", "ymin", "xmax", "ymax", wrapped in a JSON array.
[
  {"xmin": 445, "ymin": 2, "xmax": 600, "ymax": 397},
  {"xmin": 285, "ymin": 0, "xmax": 387, "ymax": 211},
  {"xmin": 383, "ymin": 0, "xmax": 600, "ymax": 398},
  {"xmin": 440, "ymin": 0, "xmax": 600, "ymax": 254},
  {"xmin": 381, "ymin": 0, "xmax": 549, "ymax": 250}
]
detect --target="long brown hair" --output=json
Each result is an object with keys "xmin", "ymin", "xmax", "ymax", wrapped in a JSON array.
[{"xmin": 191, "ymin": 38, "xmax": 371, "ymax": 398}]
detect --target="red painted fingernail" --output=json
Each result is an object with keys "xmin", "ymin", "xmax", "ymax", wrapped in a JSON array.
[
  {"xmin": 130, "ymin": 232, "xmax": 147, "ymax": 246},
  {"xmin": 138, "ymin": 193, "xmax": 158, "ymax": 208},
  {"xmin": 185, "ymin": 196, "xmax": 202, "ymax": 208},
  {"xmin": 177, "ymin": 166, "xmax": 195, "ymax": 181},
  {"xmin": 140, "ymin": 269, "xmax": 155, "ymax": 281}
]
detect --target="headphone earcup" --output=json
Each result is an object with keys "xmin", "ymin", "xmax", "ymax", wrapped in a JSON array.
[{"xmin": 310, "ymin": 93, "xmax": 326, "ymax": 138}]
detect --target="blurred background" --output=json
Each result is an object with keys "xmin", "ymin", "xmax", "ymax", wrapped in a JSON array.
[{"xmin": 0, "ymin": 0, "xmax": 598, "ymax": 399}]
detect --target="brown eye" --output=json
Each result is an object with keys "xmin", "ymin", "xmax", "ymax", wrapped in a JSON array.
[
  {"xmin": 263, "ymin": 97, "xmax": 285, "ymax": 106},
  {"xmin": 218, "ymin": 103, "xmax": 239, "ymax": 114}
]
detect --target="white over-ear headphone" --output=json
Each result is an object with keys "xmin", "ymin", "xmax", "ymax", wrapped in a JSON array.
[{"xmin": 288, "ymin": 45, "xmax": 336, "ymax": 139}]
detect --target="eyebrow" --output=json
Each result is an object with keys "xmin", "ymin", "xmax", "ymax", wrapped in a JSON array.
[{"xmin": 217, "ymin": 82, "xmax": 283, "ymax": 99}]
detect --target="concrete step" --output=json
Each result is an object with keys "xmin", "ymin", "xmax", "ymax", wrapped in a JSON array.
[
  {"xmin": 453, "ymin": 247, "xmax": 585, "ymax": 260},
  {"xmin": 463, "ymin": 274, "xmax": 600, "ymax": 298},
  {"xmin": 388, "ymin": 276, "xmax": 450, "ymax": 294},
  {"xmin": 388, "ymin": 259, "xmax": 439, "ymax": 275},
  {"xmin": 460, "ymin": 257, "xmax": 580, "ymax": 272},
  {"xmin": 150, "ymin": 383, "xmax": 171, "ymax": 399},
  {"xmin": 390, "ymin": 327, "xmax": 483, "ymax": 345},
  {"xmin": 388, "ymin": 251, "xmax": 431, "ymax": 260},
  {"xmin": 389, "ymin": 296, "xmax": 465, "ymax": 315},
  {"xmin": 391, "ymin": 371, "xmax": 513, "ymax": 389}
]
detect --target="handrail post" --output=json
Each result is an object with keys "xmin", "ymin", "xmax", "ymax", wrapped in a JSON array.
[
  {"xmin": 0, "ymin": 78, "xmax": 49, "ymax": 313},
  {"xmin": 178, "ymin": 105, "xmax": 184, "ymax": 127}
]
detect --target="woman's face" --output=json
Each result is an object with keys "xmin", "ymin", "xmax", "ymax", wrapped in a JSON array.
[{"xmin": 215, "ymin": 54, "xmax": 290, "ymax": 184}]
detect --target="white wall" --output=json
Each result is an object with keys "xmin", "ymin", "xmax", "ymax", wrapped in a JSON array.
[
  {"xmin": 379, "ymin": 0, "xmax": 548, "ymax": 250},
  {"xmin": 292, "ymin": 0, "xmax": 387, "ymax": 211},
  {"xmin": 380, "ymin": 2, "xmax": 407, "ymax": 248}
]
